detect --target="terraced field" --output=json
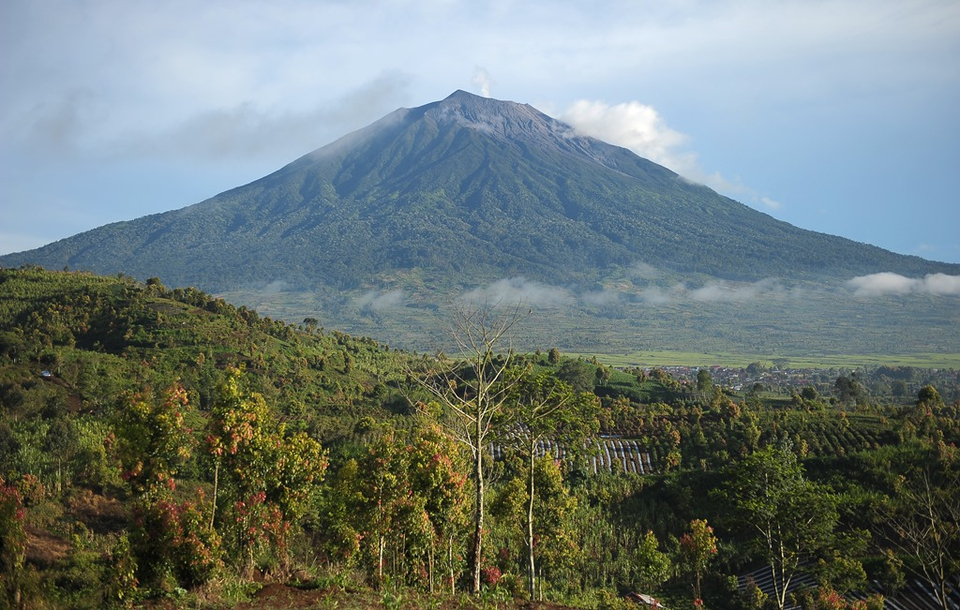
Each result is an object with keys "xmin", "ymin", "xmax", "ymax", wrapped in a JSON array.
[{"xmin": 494, "ymin": 436, "xmax": 656, "ymax": 474}]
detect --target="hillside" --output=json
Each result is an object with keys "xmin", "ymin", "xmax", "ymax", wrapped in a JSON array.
[
  {"xmin": 0, "ymin": 267, "xmax": 414, "ymax": 442},
  {"xmin": 1, "ymin": 268, "xmax": 958, "ymax": 609},
  {"xmin": 2, "ymin": 91, "xmax": 958, "ymax": 356}
]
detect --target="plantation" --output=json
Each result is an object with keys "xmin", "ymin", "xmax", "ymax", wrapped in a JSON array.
[{"xmin": 0, "ymin": 267, "xmax": 957, "ymax": 609}]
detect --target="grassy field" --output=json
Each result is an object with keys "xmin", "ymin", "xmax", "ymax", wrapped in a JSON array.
[
  {"xmin": 566, "ymin": 350, "xmax": 960, "ymax": 370},
  {"xmin": 220, "ymin": 283, "xmax": 960, "ymax": 369}
]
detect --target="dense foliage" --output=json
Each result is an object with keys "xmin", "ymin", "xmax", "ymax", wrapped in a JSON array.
[{"xmin": 1, "ymin": 267, "xmax": 958, "ymax": 609}]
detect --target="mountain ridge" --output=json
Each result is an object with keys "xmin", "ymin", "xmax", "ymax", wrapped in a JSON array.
[{"xmin": 1, "ymin": 90, "xmax": 957, "ymax": 355}]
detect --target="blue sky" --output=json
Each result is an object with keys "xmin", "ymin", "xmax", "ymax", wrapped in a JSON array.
[{"xmin": 1, "ymin": 0, "xmax": 959, "ymax": 265}]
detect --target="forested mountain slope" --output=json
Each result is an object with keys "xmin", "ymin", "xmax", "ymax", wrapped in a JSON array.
[{"xmin": 2, "ymin": 90, "xmax": 956, "ymax": 292}]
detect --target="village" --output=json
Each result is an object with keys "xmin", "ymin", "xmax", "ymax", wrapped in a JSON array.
[{"xmin": 656, "ymin": 363, "xmax": 959, "ymax": 405}]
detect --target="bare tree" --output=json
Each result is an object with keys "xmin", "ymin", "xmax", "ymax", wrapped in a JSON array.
[{"xmin": 414, "ymin": 303, "xmax": 526, "ymax": 594}]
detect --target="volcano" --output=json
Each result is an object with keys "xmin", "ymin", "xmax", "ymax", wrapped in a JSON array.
[{"xmin": 3, "ymin": 90, "xmax": 957, "ymax": 354}]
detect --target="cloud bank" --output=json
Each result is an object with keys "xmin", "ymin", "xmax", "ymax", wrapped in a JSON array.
[
  {"xmin": 403, "ymin": 272, "xmax": 960, "ymax": 315},
  {"xmin": 846, "ymin": 273, "xmax": 960, "ymax": 297},
  {"xmin": 458, "ymin": 276, "xmax": 790, "ymax": 308},
  {"xmin": 355, "ymin": 288, "xmax": 405, "ymax": 310},
  {"xmin": 460, "ymin": 278, "xmax": 571, "ymax": 308}
]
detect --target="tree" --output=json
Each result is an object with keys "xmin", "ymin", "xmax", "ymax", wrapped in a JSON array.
[
  {"xmin": 327, "ymin": 423, "xmax": 467, "ymax": 590},
  {"xmin": 358, "ymin": 430, "xmax": 411, "ymax": 584},
  {"xmin": 413, "ymin": 304, "xmax": 525, "ymax": 594},
  {"xmin": 902, "ymin": 385, "xmax": 947, "ymax": 437},
  {"xmin": 111, "ymin": 383, "xmax": 220, "ymax": 590},
  {"xmin": 547, "ymin": 347, "xmax": 561, "ymax": 364},
  {"xmin": 206, "ymin": 369, "xmax": 327, "ymax": 572},
  {"xmin": 834, "ymin": 375, "xmax": 866, "ymax": 406},
  {"xmin": 891, "ymin": 380, "xmax": 907, "ymax": 398},
  {"xmin": 680, "ymin": 518, "xmax": 718, "ymax": 603},
  {"xmin": 746, "ymin": 362, "xmax": 767, "ymax": 376},
  {"xmin": 315, "ymin": 458, "xmax": 364, "ymax": 564},
  {"xmin": 0, "ymin": 476, "xmax": 27, "ymax": 608},
  {"xmin": 723, "ymin": 444, "xmax": 838, "ymax": 610},
  {"xmin": 878, "ymin": 465, "xmax": 960, "ymax": 609},
  {"xmin": 110, "ymin": 383, "xmax": 193, "ymax": 497},
  {"xmin": 506, "ymin": 371, "xmax": 598, "ymax": 599},
  {"xmin": 696, "ymin": 368, "xmax": 714, "ymax": 401},
  {"xmin": 44, "ymin": 415, "xmax": 79, "ymax": 494},
  {"xmin": 406, "ymin": 422, "xmax": 469, "ymax": 594},
  {"xmin": 490, "ymin": 456, "xmax": 580, "ymax": 599},
  {"xmin": 916, "ymin": 385, "xmax": 943, "ymax": 408},
  {"xmin": 633, "ymin": 530, "xmax": 672, "ymax": 594},
  {"xmin": 527, "ymin": 458, "xmax": 579, "ymax": 596},
  {"xmin": 557, "ymin": 359, "xmax": 595, "ymax": 394}
]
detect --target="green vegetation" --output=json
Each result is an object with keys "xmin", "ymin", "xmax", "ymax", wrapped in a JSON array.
[{"xmin": 1, "ymin": 267, "xmax": 958, "ymax": 609}]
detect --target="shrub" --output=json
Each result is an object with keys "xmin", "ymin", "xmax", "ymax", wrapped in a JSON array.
[
  {"xmin": 0, "ymin": 477, "xmax": 27, "ymax": 608},
  {"xmin": 132, "ymin": 494, "xmax": 221, "ymax": 590}
]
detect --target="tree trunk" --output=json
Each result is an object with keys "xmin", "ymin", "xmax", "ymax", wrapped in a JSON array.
[
  {"xmin": 527, "ymin": 445, "xmax": 536, "ymax": 600},
  {"xmin": 428, "ymin": 541, "xmax": 435, "ymax": 594},
  {"xmin": 772, "ymin": 561, "xmax": 785, "ymax": 610},
  {"xmin": 449, "ymin": 534, "xmax": 455, "ymax": 596},
  {"xmin": 209, "ymin": 461, "xmax": 219, "ymax": 530},
  {"xmin": 378, "ymin": 533, "xmax": 385, "ymax": 584},
  {"xmin": 473, "ymin": 440, "xmax": 485, "ymax": 594}
]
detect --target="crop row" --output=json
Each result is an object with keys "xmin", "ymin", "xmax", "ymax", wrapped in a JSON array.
[{"xmin": 492, "ymin": 437, "xmax": 656, "ymax": 475}]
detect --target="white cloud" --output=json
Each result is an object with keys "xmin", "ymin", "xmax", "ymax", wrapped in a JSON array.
[
  {"xmin": 924, "ymin": 273, "xmax": 960, "ymax": 295},
  {"xmin": 846, "ymin": 272, "xmax": 960, "ymax": 296},
  {"xmin": 690, "ymin": 282, "xmax": 750, "ymax": 302},
  {"xmin": 560, "ymin": 100, "xmax": 697, "ymax": 176},
  {"xmin": 355, "ymin": 289, "xmax": 405, "ymax": 310},
  {"xmin": 635, "ymin": 278, "xmax": 783, "ymax": 304},
  {"xmin": 261, "ymin": 280, "xmax": 290, "ymax": 294},
  {"xmin": 447, "ymin": 273, "xmax": 960, "ymax": 311},
  {"xmin": 559, "ymin": 99, "xmax": 784, "ymax": 212},
  {"xmin": 760, "ymin": 196, "xmax": 783, "ymax": 211},
  {"xmin": 120, "ymin": 73, "xmax": 411, "ymax": 161},
  {"xmin": 627, "ymin": 262, "xmax": 661, "ymax": 279},
  {"xmin": 460, "ymin": 277, "xmax": 571, "ymax": 308}
]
